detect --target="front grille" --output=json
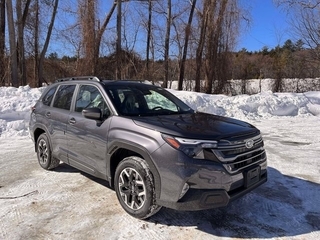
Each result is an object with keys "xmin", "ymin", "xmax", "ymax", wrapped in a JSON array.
[
  {"xmin": 230, "ymin": 151, "xmax": 266, "ymax": 172},
  {"xmin": 212, "ymin": 134, "xmax": 267, "ymax": 173},
  {"xmin": 220, "ymin": 140, "xmax": 264, "ymax": 156}
]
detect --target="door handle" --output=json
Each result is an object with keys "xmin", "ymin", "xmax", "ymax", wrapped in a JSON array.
[
  {"xmin": 45, "ymin": 112, "xmax": 51, "ymax": 118},
  {"xmin": 69, "ymin": 118, "xmax": 76, "ymax": 124}
]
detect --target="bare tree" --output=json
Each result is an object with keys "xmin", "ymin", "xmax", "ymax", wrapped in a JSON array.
[
  {"xmin": 116, "ymin": 0, "xmax": 122, "ymax": 79},
  {"xmin": 77, "ymin": 0, "xmax": 117, "ymax": 76},
  {"xmin": 0, "ymin": 0, "xmax": 5, "ymax": 85},
  {"xmin": 79, "ymin": 0, "xmax": 96, "ymax": 75},
  {"xmin": 272, "ymin": 46, "xmax": 284, "ymax": 92},
  {"xmin": 16, "ymin": 0, "xmax": 31, "ymax": 86},
  {"xmin": 26, "ymin": 0, "xmax": 59, "ymax": 86},
  {"xmin": 194, "ymin": 1, "xmax": 209, "ymax": 92},
  {"xmin": 145, "ymin": 0, "xmax": 153, "ymax": 80},
  {"xmin": 95, "ymin": 1, "xmax": 117, "ymax": 73},
  {"xmin": 6, "ymin": 0, "xmax": 18, "ymax": 87},
  {"xmin": 204, "ymin": 0, "xmax": 229, "ymax": 94},
  {"xmin": 275, "ymin": 0, "xmax": 320, "ymax": 59},
  {"xmin": 37, "ymin": 0, "xmax": 59, "ymax": 86},
  {"xmin": 274, "ymin": 0, "xmax": 320, "ymax": 90},
  {"xmin": 178, "ymin": 0, "xmax": 197, "ymax": 91},
  {"xmin": 163, "ymin": 0, "xmax": 171, "ymax": 88},
  {"xmin": 274, "ymin": 0, "xmax": 320, "ymax": 9},
  {"xmin": 34, "ymin": 0, "xmax": 39, "ymax": 86}
]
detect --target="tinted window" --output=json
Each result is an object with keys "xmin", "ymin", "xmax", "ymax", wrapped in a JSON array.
[
  {"xmin": 53, "ymin": 85, "xmax": 76, "ymax": 110},
  {"xmin": 42, "ymin": 86, "xmax": 57, "ymax": 106},
  {"xmin": 75, "ymin": 85, "xmax": 100, "ymax": 112},
  {"xmin": 75, "ymin": 85, "xmax": 110, "ymax": 119},
  {"xmin": 105, "ymin": 84, "xmax": 193, "ymax": 116}
]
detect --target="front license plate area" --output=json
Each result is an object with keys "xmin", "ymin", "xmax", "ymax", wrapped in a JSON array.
[{"xmin": 244, "ymin": 166, "xmax": 261, "ymax": 188}]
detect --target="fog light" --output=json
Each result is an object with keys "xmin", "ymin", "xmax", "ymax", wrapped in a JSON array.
[{"xmin": 179, "ymin": 183, "xmax": 189, "ymax": 200}]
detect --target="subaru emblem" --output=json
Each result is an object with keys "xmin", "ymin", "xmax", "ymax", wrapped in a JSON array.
[{"xmin": 245, "ymin": 139, "xmax": 254, "ymax": 149}]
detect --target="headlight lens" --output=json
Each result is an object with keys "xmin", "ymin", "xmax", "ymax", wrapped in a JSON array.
[{"xmin": 162, "ymin": 134, "xmax": 217, "ymax": 159}]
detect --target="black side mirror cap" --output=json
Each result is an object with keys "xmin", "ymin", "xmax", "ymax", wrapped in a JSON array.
[{"xmin": 82, "ymin": 107, "xmax": 102, "ymax": 120}]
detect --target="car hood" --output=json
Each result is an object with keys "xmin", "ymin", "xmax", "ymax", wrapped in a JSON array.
[{"xmin": 132, "ymin": 112, "xmax": 259, "ymax": 140}]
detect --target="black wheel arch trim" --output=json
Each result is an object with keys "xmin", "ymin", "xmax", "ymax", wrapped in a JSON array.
[
  {"xmin": 32, "ymin": 124, "xmax": 52, "ymax": 153},
  {"xmin": 107, "ymin": 140, "xmax": 161, "ymax": 200}
]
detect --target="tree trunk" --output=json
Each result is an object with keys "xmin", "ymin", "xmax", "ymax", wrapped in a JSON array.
[
  {"xmin": 82, "ymin": 0, "xmax": 95, "ymax": 75},
  {"xmin": 116, "ymin": 0, "xmax": 122, "ymax": 80},
  {"xmin": 178, "ymin": 0, "xmax": 196, "ymax": 91},
  {"xmin": 0, "ymin": 0, "xmax": 5, "ymax": 86},
  {"xmin": 163, "ymin": 0, "xmax": 171, "ymax": 88},
  {"xmin": 213, "ymin": 0, "xmax": 228, "ymax": 94},
  {"xmin": 195, "ymin": 1, "xmax": 209, "ymax": 92},
  {"xmin": 145, "ymin": 0, "xmax": 152, "ymax": 81},
  {"xmin": 38, "ymin": 0, "xmax": 59, "ymax": 85},
  {"xmin": 6, "ymin": 0, "xmax": 18, "ymax": 87},
  {"xmin": 16, "ymin": 0, "xmax": 31, "ymax": 86},
  {"xmin": 95, "ymin": 1, "xmax": 117, "ymax": 74},
  {"xmin": 34, "ymin": 0, "xmax": 39, "ymax": 86},
  {"xmin": 204, "ymin": 0, "xmax": 228, "ymax": 94}
]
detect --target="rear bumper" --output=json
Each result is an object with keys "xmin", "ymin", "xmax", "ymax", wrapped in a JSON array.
[{"xmin": 157, "ymin": 170, "xmax": 267, "ymax": 211}]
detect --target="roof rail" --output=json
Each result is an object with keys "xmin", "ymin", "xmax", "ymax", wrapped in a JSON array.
[
  {"xmin": 56, "ymin": 76, "xmax": 100, "ymax": 82},
  {"xmin": 112, "ymin": 79, "xmax": 153, "ymax": 85}
]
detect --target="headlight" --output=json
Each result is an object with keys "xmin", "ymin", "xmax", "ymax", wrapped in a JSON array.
[{"xmin": 162, "ymin": 134, "xmax": 217, "ymax": 159}]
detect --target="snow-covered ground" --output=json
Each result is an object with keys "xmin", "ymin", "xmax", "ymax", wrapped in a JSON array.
[{"xmin": 0, "ymin": 84, "xmax": 320, "ymax": 239}]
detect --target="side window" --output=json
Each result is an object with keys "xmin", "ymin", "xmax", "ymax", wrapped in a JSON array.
[
  {"xmin": 53, "ymin": 85, "xmax": 76, "ymax": 110},
  {"xmin": 75, "ymin": 85, "xmax": 110, "ymax": 118},
  {"xmin": 42, "ymin": 86, "xmax": 57, "ymax": 106}
]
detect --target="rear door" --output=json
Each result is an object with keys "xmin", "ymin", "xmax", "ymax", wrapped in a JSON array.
[{"xmin": 47, "ymin": 84, "xmax": 76, "ymax": 163}]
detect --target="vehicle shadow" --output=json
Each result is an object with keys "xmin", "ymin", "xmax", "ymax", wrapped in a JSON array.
[
  {"xmin": 149, "ymin": 167, "xmax": 320, "ymax": 238},
  {"xmin": 53, "ymin": 163, "xmax": 320, "ymax": 238},
  {"xmin": 54, "ymin": 162, "xmax": 112, "ymax": 189}
]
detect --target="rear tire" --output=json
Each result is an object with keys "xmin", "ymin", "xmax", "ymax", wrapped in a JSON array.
[
  {"xmin": 114, "ymin": 156, "xmax": 161, "ymax": 219},
  {"xmin": 36, "ymin": 133, "xmax": 60, "ymax": 170}
]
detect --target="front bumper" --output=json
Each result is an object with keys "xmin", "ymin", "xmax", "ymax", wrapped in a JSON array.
[{"xmin": 158, "ymin": 169, "xmax": 267, "ymax": 211}]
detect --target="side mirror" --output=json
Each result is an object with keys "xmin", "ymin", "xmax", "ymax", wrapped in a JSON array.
[{"xmin": 82, "ymin": 107, "xmax": 102, "ymax": 120}]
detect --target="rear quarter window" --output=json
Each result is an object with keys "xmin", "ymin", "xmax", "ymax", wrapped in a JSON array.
[{"xmin": 42, "ymin": 86, "xmax": 57, "ymax": 106}]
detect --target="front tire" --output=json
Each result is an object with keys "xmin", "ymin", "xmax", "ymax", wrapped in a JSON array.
[
  {"xmin": 114, "ymin": 156, "xmax": 161, "ymax": 219},
  {"xmin": 36, "ymin": 133, "xmax": 60, "ymax": 170}
]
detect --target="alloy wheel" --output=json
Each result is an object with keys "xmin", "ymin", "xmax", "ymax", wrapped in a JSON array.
[
  {"xmin": 38, "ymin": 139, "xmax": 48, "ymax": 165},
  {"xmin": 118, "ymin": 167, "xmax": 146, "ymax": 210}
]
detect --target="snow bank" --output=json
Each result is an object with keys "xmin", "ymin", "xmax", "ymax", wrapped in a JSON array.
[
  {"xmin": 171, "ymin": 90, "xmax": 320, "ymax": 120},
  {"xmin": 1, "ymin": 85, "xmax": 320, "ymax": 138},
  {"xmin": 0, "ymin": 86, "xmax": 44, "ymax": 138}
]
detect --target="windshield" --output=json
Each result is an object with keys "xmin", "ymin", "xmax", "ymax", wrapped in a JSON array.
[{"xmin": 105, "ymin": 83, "xmax": 193, "ymax": 116}]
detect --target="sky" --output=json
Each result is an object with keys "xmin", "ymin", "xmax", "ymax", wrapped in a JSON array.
[
  {"xmin": 237, "ymin": 0, "xmax": 292, "ymax": 52},
  {"xmin": 47, "ymin": 0, "xmax": 292, "ymax": 57}
]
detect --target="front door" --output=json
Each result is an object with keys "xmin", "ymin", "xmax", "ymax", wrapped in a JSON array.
[{"xmin": 66, "ymin": 84, "xmax": 111, "ymax": 176}]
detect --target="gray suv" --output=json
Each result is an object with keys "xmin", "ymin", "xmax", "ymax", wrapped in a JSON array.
[{"xmin": 29, "ymin": 76, "xmax": 267, "ymax": 219}]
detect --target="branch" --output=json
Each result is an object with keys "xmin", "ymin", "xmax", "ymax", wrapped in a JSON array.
[{"xmin": 97, "ymin": 1, "xmax": 117, "ymax": 40}]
